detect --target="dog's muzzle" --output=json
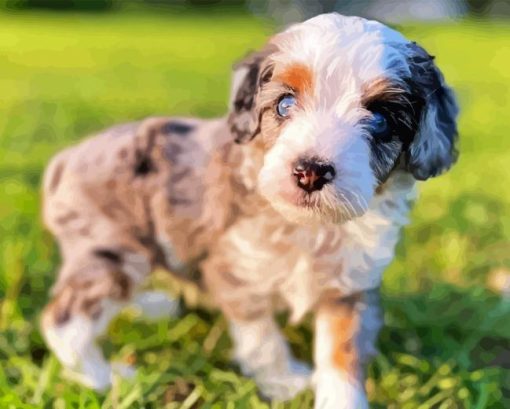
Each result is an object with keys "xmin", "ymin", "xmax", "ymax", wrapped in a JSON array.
[{"xmin": 292, "ymin": 157, "xmax": 336, "ymax": 193}]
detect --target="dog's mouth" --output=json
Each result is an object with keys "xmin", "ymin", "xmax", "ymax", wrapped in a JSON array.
[
  {"xmin": 272, "ymin": 182, "xmax": 369, "ymax": 225},
  {"xmin": 295, "ymin": 191, "xmax": 321, "ymax": 208},
  {"xmin": 270, "ymin": 187, "xmax": 338, "ymax": 224},
  {"xmin": 274, "ymin": 183, "xmax": 323, "ymax": 209},
  {"xmin": 258, "ymin": 168, "xmax": 369, "ymax": 224}
]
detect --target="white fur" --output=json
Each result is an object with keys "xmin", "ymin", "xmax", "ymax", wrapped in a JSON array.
[
  {"xmin": 41, "ymin": 13, "xmax": 454, "ymax": 407},
  {"xmin": 314, "ymin": 369, "xmax": 368, "ymax": 409},
  {"xmin": 204, "ymin": 13, "xmax": 421, "ymax": 404},
  {"xmin": 258, "ymin": 113, "xmax": 376, "ymax": 225},
  {"xmin": 257, "ymin": 14, "xmax": 415, "ymax": 226},
  {"xmin": 229, "ymin": 317, "xmax": 311, "ymax": 400},
  {"xmin": 313, "ymin": 309, "xmax": 367, "ymax": 409},
  {"xmin": 42, "ymin": 300, "xmax": 125, "ymax": 390},
  {"xmin": 335, "ymin": 173, "xmax": 416, "ymax": 293},
  {"xmin": 221, "ymin": 172, "xmax": 415, "ymax": 324},
  {"xmin": 43, "ymin": 290, "xmax": 181, "ymax": 390}
]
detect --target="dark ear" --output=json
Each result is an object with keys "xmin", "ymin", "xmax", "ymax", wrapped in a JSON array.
[
  {"xmin": 405, "ymin": 42, "xmax": 459, "ymax": 180},
  {"xmin": 228, "ymin": 45, "xmax": 275, "ymax": 144}
]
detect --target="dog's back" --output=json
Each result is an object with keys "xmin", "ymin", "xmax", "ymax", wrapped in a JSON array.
[
  {"xmin": 40, "ymin": 116, "xmax": 236, "ymax": 389},
  {"xmin": 42, "ymin": 117, "xmax": 232, "ymax": 284}
]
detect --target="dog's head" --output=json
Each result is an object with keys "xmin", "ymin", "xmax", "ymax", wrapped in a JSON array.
[{"xmin": 228, "ymin": 13, "xmax": 458, "ymax": 224}]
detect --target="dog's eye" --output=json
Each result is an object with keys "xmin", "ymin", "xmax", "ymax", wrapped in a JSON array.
[
  {"xmin": 276, "ymin": 95, "xmax": 296, "ymax": 117},
  {"xmin": 366, "ymin": 112, "xmax": 391, "ymax": 140}
]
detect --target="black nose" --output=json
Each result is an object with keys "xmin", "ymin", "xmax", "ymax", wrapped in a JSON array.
[{"xmin": 292, "ymin": 158, "xmax": 336, "ymax": 193}]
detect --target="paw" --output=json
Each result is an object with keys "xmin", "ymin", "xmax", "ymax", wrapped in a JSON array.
[
  {"xmin": 255, "ymin": 359, "xmax": 312, "ymax": 401},
  {"xmin": 63, "ymin": 365, "xmax": 112, "ymax": 392},
  {"xmin": 63, "ymin": 362, "xmax": 136, "ymax": 391},
  {"xmin": 313, "ymin": 370, "xmax": 368, "ymax": 409}
]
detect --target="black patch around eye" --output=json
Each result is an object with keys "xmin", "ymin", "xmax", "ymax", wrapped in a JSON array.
[
  {"xmin": 363, "ymin": 91, "xmax": 425, "ymax": 183},
  {"xmin": 362, "ymin": 112, "xmax": 392, "ymax": 143},
  {"xmin": 369, "ymin": 139, "xmax": 403, "ymax": 183},
  {"xmin": 365, "ymin": 95, "xmax": 422, "ymax": 147}
]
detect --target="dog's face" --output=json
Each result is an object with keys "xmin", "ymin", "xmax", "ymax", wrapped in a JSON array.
[{"xmin": 229, "ymin": 14, "xmax": 458, "ymax": 224}]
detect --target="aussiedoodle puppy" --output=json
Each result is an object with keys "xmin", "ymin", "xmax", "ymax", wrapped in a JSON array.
[{"xmin": 40, "ymin": 13, "xmax": 458, "ymax": 408}]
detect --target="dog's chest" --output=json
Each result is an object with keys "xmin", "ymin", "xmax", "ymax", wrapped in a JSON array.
[{"xmin": 222, "ymin": 174, "xmax": 415, "ymax": 322}]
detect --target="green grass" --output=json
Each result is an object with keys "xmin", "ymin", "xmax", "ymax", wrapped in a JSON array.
[{"xmin": 0, "ymin": 8, "xmax": 509, "ymax": 408}]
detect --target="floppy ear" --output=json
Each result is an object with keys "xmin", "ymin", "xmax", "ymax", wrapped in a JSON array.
[
  {"xmin": 404, "ymin": 42, "xmax": 459, "ymax": 180},
  {"xmin": 228, "ymin": 45, "xmax": 275, "ymax": 144}
]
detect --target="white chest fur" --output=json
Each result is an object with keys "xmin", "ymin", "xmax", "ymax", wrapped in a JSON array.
[{"xmin": 223, "ymin": 173, "xmax": 416, "ymax": 323}]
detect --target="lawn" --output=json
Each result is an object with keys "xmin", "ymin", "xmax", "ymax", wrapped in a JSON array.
[{"xmin": 0, "ymin": 7, "xmax": 509, "ymax": 409}]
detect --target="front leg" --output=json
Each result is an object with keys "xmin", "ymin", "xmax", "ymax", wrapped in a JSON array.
[
  {"xmin": 202, "ymin": 251, "xmax": 312, "ymax": 401},
  {"xmin": 229, "ymin": 314, "xmax": 311, "ymax": 400},
  {"xmin": 313, "ymin": 290, "xmax": 382, "ymax": 409}
]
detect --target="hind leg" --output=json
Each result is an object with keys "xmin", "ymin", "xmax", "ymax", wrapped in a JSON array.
[{"xmin": 41, "ymin": 255, "xmax": 147, "ymax": 390}]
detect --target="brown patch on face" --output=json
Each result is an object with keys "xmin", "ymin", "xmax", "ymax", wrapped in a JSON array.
[
  {"xmin": 361, "ymin": 77, "xmax": 404, "ymax": 106},
  {"xmin": 253, "ymin": 64, "xmax": 313, "ymax": 149},
  {"xmin": 276, "ymin": 63, "xmax": 313, "ymax": 95}
]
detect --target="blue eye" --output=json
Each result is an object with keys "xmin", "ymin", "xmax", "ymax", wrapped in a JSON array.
[
  {"xmin": 277, "ymin": 95, "xmax": 296, "ymax": 117},
  {"xmin": 366, "ymin": 112, "xmax": 391, "ymax": 139}
]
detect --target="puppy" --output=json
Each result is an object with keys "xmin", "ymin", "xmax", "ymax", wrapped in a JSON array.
[{"xmin": 40, "ymin": 13, "xmax": 458, "ymax": 408}]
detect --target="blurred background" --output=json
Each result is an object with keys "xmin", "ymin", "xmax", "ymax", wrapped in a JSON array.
[{"xmin": 0, "ymin": 1, "xmax": 509, "ymax": 408}]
